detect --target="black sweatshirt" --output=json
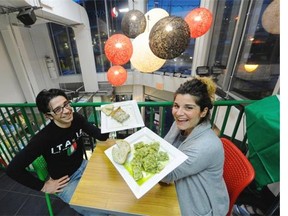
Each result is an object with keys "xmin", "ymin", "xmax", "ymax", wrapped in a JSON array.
[{"xmin": 6, "ymin": 112, "xmax": 109, "ymax": 191}]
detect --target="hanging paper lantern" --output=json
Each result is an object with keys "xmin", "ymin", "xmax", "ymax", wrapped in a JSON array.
[
  {"xmin": 144, "ymin": 8, "xmax": 169, "ymax": 33},
  {"xmin": 184, "ymin": 7, "xmax": 213, "ymax": 38},
  {"xmin": 262, "ymin": 0, "xmax": 279, "ymax": 34},
  {"xmin": 111, "ymin": 7, "xmax": 119, "ymax": 18},
  {"xmin": 130, "ymin": 32, "xmax": 166, "ymax": 73},
  {"xmin": 107, "ymin": 65, "xmax": 127, "ymax": 86},
  {"xmin": 121, "ymin": 9, "xmax": 146, "ymax": 38},
  {"xmin": 104, "ymin": 34, "xmax": 133, "ymax": 65},
  {"xmin": 149, "ymin": 16, "xmax": 190, "ymax": 59}
]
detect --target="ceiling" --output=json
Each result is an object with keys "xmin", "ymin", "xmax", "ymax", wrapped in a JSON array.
[{"xmin": 0, "ymin": 0, "xmax": 81, "ymax": 26}]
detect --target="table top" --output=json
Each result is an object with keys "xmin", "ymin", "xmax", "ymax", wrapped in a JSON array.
[{"xmin": 70, "ymin": 139, "xmax": 181, "ymax": 216}]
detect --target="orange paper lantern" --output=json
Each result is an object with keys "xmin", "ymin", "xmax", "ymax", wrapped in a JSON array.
[
  {"xmin": 185, "ymin": 7, "xmax": 213, "ymax": 38},
  {"xmin": 104, "ymin": 34, "xmax": 133, "ymax": 65},
  {"xmin": 107, "ymin": 66, "xmax": 127, "ymax": 86}
]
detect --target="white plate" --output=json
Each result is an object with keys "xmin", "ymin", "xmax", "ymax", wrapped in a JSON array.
[
  {"xmin": 101, "ymin": 100, "xmax": 144, "ymax": 133},
  {"xmin": 104, "ymin": 127, "xmax": 188, "ymax": 199}
]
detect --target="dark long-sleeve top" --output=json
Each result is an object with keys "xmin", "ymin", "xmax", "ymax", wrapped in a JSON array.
[{"xmin": 6, "ymin": 112, "xmax": 109, "ymax": 191}]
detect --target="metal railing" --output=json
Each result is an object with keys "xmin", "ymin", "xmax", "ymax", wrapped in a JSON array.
[{"xmin": 0, "ymin": 100, "xmax": 255, "ymax": 167}]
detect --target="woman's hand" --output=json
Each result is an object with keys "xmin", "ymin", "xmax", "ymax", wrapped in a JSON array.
[{"xmin": 41, "ymin": 175, "xmax": 70, "ymax": 194}]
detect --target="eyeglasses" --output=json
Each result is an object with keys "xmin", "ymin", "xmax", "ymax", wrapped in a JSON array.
[{"xmin": 50, "ymin": 100, "xmax": 71, "ymax": 115}]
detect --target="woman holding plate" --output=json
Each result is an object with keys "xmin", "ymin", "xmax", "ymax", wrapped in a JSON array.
[{"xmin": 161, "ymin": 76, "xmax": 229, "ymax": 216}]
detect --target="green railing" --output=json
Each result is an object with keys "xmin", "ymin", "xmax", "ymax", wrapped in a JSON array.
[{"xmin": 0, "ymin": 100, "xmax": 255, "ymax": 168}]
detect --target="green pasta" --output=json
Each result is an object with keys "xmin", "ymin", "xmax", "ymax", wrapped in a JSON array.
[{"xmin": 130, "ymin": 141, "xmax": 169, "ymax": 181}]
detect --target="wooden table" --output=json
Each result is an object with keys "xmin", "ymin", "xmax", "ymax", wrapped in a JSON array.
[{"xmin": 70, "ymin": 140, "xmax": 181, "ymax": 216}]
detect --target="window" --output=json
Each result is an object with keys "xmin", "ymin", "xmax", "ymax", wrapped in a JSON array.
[
  {"xmin": 208, "ymin": 0, "xmax": 279, "ymax": 100},
  {"xmin": 230, "ymin": 0, "xmax": 279, "ymax": 99},
  {"xmin": 49, "ymin": 23, "xmax": 81, "ymax": 76},
  {"xmin": 77, "ymin": 0, "xmax": 130, "ymax": 72}
]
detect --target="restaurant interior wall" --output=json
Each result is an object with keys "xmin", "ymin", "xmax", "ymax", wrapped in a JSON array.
[
  {"xmin": 0, "ymin": 0, "xmax": 280, "ymax": 150},
  {"xmin": 0, "ymin": 0, "xmax": 98, "ymax": 103},
  {"xmin": 0, "ymin": 0, "xmax": 280, "ymax": 103},
  {"xmin": 0, "ymin": 0, "xmax": 269, "ymax": 144},
  {"xmin": 0, "ymin": 32, "xmax": 26, "ymax": 103},
  {"xmin": 0, "ymin": 0, "xmax": 281, "ymax": 212}
]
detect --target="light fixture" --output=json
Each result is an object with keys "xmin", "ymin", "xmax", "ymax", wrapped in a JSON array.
[
  {"xmin": 144, "ymin": 8, "xmax": 169, "ymax": 33},
  {"xmin": 262, "ymin": 0, "xmax": 279, "ymax": 34},
  {"xmin": 121, "ymin": 9, "xmax": 146, "ymax": 38},
  {"xmin": 149, "ymin": 16, "xmax": 190, "ymax": 59},
  {"xmin": 196, "ymin": 66, "xmax": 210, "ymax": 76},
  {"xmin": 244, "ymin": 64, "xmax": 259, "ymax": 73},
  {"xmin": 184, "ymin": 7, "xmax": 213, "ymax": 38},
  {"xmin": 130, "ymin": 32, "xmax": 166, "ymax": 73},
  {"xmin": 104, "ymin": 34, "xmax": 133, "ymax": 65},
  {"xmin": 17, "ymin": 7, "xmax": 36, "ymax": 26},
  {"xmin": 111, "ymin": 7, "xmax": 119, "ymax": 18},
  {"xmin": 107, "ymin": 66, "xmax": 127, "ymax": 86}
]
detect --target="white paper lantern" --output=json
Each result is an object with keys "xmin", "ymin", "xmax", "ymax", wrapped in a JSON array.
[
  {"xmin": 130, "ymin": 32, "xmax": 166, "ymax": 73},
  {"xmin": 144, "ymin": 8, "xmax": 169, "ymax": 33}
]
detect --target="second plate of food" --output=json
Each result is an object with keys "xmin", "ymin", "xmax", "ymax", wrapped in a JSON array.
[{"xmin": 101, "ymin": 100, "xmax": 144, "ymax": 133}]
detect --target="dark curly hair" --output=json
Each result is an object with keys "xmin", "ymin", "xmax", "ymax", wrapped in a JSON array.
[
  {"xmin": 36, "ymin": 89, "xmax": 68, "ymax": 114},
  {"xmin": 174, "ymin": 77, "xmax": 216, "ymax": 122}
]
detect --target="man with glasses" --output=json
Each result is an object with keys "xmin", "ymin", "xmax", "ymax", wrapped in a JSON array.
[{"xmin": 6, "ymin": 88, "xmax": 110, "ymax": 215}]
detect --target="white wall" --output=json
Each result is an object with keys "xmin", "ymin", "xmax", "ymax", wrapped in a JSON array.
[
  {"xmin": 27, "ymin": 24, "xmax": 60, "ymax": 90},
  {"xmin": 0, "ymin": 0, "xmax": 98, "ymax": 102},
  {"xmin": 0, "ymin": 33, "xmax": 25, "ymax": 103}
]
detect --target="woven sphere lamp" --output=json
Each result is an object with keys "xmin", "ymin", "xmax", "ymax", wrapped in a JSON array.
[
  {"xmin": 149, "ymin": 16, "xmax": 190, "ymax": 59},
  {"xmin": 144, "ymin": 8, "xmax": 169, "ymax": 33},
  {"xmin": 262, "ymin": 0, "xmax": 279, "ymax": 34},
  {"xmin": 107, "ymin": 65, "xmax": 127, "ymax": 86},
  {"xmin": 104, "ymin": 34, "xmax": 133, "ymax": 65},
  {"xmin": 184, "ymin": 7, "xmax": 213, "ymax": 38},
  {"xmin": 121, "ymin": 9, "xmax": 146, "ymax": 38},
  {"xmin": 130, "ymin": 32, "xmax": 166, "ymax": 73}
]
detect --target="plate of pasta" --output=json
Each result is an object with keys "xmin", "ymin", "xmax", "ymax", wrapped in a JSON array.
[{"xmin": 105, "ymin": 127, "xmax": 188, "ymax": 199}]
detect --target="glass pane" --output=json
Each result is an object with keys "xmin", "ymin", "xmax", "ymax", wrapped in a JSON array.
[
  {"xmin": 68, "ymin": 28, "xmax": 81, "ymax": 74},
  {"xmin": 78, "ymin": 0, "xmax": 129, "ymax": 72},
  {"xmin": 147, "ymin": 0, "xmax": 200, "ymax": 76},
  {"xmin": 207, "ymin": 0, "xmax": 244, "ymax": 92},
  {"xmin": 230, "ymin": 0, "xmax": 279, "ymax": 99},
  {"xmin": 208, "ymin": 0, "xmax": 241, "ymax": 69},
  {"xmin": 50, "ymin": 23, "xmax": 76, "ymax": 75}
]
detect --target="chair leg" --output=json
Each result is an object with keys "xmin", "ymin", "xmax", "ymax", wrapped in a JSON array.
[
  {"xmin": 265, "ymin": 193, "xmax": 280, "ymax": 216},
  {"xmin": 45, "ymin": 193, "xmax": 54, "ymax": 216}
]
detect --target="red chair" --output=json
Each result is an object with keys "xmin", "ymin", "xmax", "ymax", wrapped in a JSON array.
[{"xmin": 221, "ymin": 138, "xmax": 255, "ymax": 216}]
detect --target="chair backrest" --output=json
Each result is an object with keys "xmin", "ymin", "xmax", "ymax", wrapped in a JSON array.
[
  {"xmin": 221, "ymin": 138, "xmax": 255, "ymax": 216},
  {"xmin": 32, "ymin": 156, "xmax": 49, "ymax": 181},
  {"xmin": 32, "ymin": 156, "xmax": 54, "ymax": 216}
]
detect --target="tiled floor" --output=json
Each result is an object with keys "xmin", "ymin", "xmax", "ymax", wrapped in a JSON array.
[{"xmin": 0, "ymin": 169, "xmax": 80, "ymax": 216}]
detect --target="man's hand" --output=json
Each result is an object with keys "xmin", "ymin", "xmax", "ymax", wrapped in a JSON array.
[{"xmin": 41, "ymin": 175, "xmax": 70, "ymax": 194}]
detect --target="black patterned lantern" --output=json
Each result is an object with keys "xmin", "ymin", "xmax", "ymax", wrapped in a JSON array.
[
  {"xmin": 121, "ymin": 10, "xmax": 146, "ymax": 38},
  {"xmin": 149, "ymin": 16, "xmax": 190, "ymax": 59}
]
